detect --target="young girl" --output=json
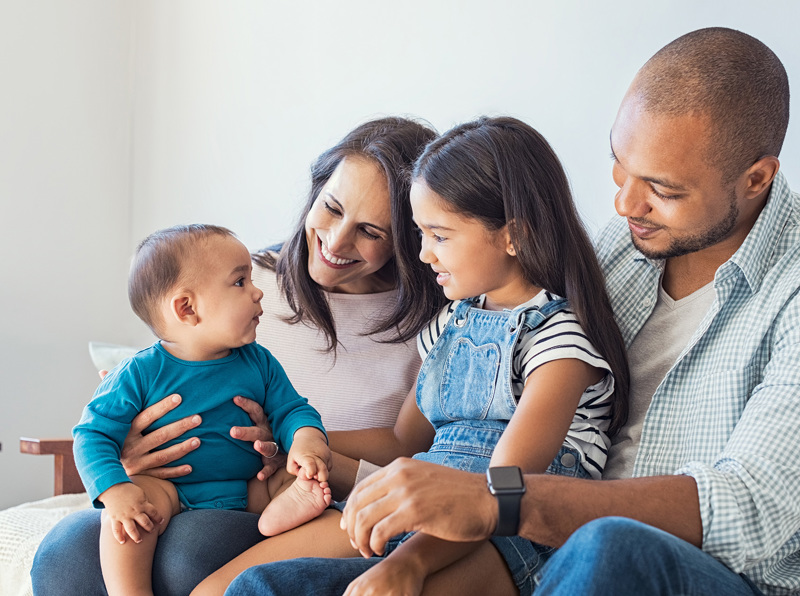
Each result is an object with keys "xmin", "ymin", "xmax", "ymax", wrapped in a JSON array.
[{"xmin": 192, "ymin": 117, "xmax": 629, "ymax": 596}]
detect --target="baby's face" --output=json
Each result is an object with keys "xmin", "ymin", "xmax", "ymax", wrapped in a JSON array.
[{"xmin": 189, "ymin": 235, "xmax": 264, "ymax": 356}]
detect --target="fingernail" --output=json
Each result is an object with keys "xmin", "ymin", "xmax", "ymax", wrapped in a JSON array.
[
  {"xmin": 172, "ymin": 395, "xmax": 181, "ymax": 403},
  {"xmin": 191, "ymin": 438, "xmax": 200, "ymax": 447},
  {"xmin": 192, "ymin": 415, "xmax": 201, "ymax": 424}
]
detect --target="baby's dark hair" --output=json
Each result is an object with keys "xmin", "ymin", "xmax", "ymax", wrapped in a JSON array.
[
  {"xmin": 413, "ymin": 117, "xmax": 630, "ymax": 436},
  {"xmin": 129, "ymin": 224, "xmax": 235, "ymax": 337}
]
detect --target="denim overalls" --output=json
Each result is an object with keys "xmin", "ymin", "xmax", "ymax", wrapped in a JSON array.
[{"xmin": 390, "ymin": 296, "xmax": 591, "ymax": 596}]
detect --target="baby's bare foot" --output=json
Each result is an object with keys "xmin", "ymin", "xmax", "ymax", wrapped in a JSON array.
[{"xmin": 258, "ymin": 477, "xmax": 332, "ymax": 536}]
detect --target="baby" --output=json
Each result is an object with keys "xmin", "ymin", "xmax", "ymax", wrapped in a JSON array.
[{"xmin": 73, "ymin": 224, "xmax": 332, "ymax": 596}]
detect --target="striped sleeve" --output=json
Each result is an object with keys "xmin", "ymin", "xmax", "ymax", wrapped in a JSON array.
[
  {"xmin": 515, "ymin": 310, "xmax": 611, "ymax": 381},
  {"xmin": 417, "ymin": 301, "xmax": 457, "ymax": 358}
]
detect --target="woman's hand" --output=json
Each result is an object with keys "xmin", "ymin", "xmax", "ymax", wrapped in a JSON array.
[
  {"xmin": 341, "ymin": 458, "xmax": 496, "ymax": 557},
  {"xmin": 120, "ymin": 394, "xmax": 202, "ymax": 478},
  {"xmin": 230, "ymin": 395, "xmax": 284, "ymax": 481}
]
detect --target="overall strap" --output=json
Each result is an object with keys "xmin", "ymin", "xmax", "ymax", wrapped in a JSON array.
[{"xmin": 516, "ymin": 297, "xmax": 570, "ymax": 332}]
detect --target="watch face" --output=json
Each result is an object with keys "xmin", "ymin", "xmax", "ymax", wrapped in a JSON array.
[{"xmin": 488, "ymin": 466, "xmax": 524, "ymax": 493}]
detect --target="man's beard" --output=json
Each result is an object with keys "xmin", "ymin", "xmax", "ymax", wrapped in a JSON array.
[{"xmin": 631, "ymin": 191, "xmax": 739, "ymax": 260}]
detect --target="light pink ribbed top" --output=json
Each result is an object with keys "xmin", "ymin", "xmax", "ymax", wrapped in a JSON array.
[{"xmin": 252, "ymin": 263, "xmax": 420, "ymax": 432}]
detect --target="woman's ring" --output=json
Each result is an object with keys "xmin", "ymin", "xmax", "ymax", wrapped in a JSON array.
[{"xmin": 262, "ymin": 441, "xmax": 279, "ymax": 458}]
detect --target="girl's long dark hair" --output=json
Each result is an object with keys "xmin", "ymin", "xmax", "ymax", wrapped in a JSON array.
[
  {"xmin": 253, "ymin": 117, "xmax": 445, "ymax": 352},
  {"xmin": 413, "ymin": 117, "xmax": 629, "ymax": 436}
]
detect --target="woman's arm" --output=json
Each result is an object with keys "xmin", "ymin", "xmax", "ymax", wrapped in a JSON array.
[
  {"xmin": 322, "ymin": 384, "xmax": 434, "ymax": 501},
  {"xmin": 328, "ymin": 384, "xmax": 435, "ymax": 466}
]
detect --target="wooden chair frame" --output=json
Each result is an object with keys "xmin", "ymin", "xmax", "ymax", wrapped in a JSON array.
[{"xmin": 19, "ymin": 437, "xmax": 84, "ymax": 496}]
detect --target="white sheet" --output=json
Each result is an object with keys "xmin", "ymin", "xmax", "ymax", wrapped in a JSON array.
[{"xmin": 0, "ymin": 493, "xmax": 91, "ymax": 596}]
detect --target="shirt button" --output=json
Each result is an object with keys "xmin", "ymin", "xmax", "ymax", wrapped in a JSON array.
[
  {"xmin": 560, "ymin": 453, "xmax": 576, "ymax": 468},
  {"xmin": 215, "ymin": 501, "xmax": 223, "ymax": 508}
]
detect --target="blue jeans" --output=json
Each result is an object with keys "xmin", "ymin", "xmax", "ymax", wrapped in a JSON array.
[
  {"xmin": 223, "ymin": 518, "xmax": 765, "ymax": 596},
  {"xmin": 31, "ymin": 507, "xmax": 263, "ymax": 595},
  {"xmin": 225, "ymin": 557, "xmax": 380, "ymax": 595},
  {"xmin": 533, "ymin": 517, "xmax": 764, "ymax": 595}
]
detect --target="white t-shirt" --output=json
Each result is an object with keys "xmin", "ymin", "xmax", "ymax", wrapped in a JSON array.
[
  {"xmin": 603, "ymin": 281, "xmax": 715, "ymax": 480},
  {"xmin": 417, "ymin": 290, "xmax": 615, "ymax": 479}
]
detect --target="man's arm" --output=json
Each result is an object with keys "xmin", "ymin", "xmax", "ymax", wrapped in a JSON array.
[
  {"xmin": 341, "ymin": 458, "xmax": 702, "ymax": 558},
  {"xmin": 518, "ymin": 473, "xmax": 701, "ymax": 547}
]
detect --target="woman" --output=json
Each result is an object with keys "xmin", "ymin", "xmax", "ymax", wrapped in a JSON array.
[{"xmin": 31, "ymin": 117, "xmax": 444, "ymax": 595}]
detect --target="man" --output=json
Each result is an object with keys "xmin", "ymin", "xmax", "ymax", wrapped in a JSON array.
[{"xmin": 234, "ymin": 28, "xmax": 800, "ymax": 595}]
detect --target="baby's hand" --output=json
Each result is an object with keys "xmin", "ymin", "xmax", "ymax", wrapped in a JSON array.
[
  {"xmin": 286, "ymin": 427, "xmax": 331, "ymax": 482},
  {"xmin": 98, "ymin": 482, "xmax": 163, "ymax": 544},
  {"xmin": 344, "ymin": 557, "xmax": 425, "ymax": 596}
]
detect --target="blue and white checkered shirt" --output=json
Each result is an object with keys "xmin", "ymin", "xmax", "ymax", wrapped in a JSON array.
[{"xmin": 596, "ymin": 172, "xmax": 800, "ymax": 596}]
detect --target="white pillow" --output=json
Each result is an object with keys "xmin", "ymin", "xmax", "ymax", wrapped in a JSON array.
[{"xmin": 88, "ymin": 341, "xmax": 139, "ymax": 373}]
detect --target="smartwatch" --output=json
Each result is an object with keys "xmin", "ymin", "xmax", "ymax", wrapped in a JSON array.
[{"xmin": 486, "ymin": 466, "xmax": 526, "ymax": 536}]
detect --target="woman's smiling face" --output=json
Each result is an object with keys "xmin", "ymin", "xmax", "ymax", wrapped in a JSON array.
[{"xmin": 304, "ymin": 156, "xmax": 395, "ymax": 294}]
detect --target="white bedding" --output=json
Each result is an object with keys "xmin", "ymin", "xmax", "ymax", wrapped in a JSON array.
[{"xmin": 0, "ymin": 493, "xmax": 91, "ymax": 596}]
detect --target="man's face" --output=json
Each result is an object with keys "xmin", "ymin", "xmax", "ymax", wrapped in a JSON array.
[{"xmin": 609, "ymin": 96, "xmax": 748, "ymax": 260}]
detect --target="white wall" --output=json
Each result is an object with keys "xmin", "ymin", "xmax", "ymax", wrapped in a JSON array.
[
  {"xmin": 0, "ymin": 0, "xmax": 141, "ymax": 508},
  {"xmin": 1, "ymin": 0, "xmax": 799, "ymax": 508},
  {"xmin": 128, "ymin": 0, "xmax": 800, "ymax": 247}
]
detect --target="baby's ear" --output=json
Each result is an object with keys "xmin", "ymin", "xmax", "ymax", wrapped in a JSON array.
[{"xmin": 169, "ymin": 291, "xmax": 198, "ymax": 326}]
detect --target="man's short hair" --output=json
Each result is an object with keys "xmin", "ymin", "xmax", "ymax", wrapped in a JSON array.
[
  {"xmin": 129, "ymin": 224, "xmax": 235, "ymax": 337},
  {"xmin": 633, "ymin": 27, "xmax": 789, "ymax": 181}
]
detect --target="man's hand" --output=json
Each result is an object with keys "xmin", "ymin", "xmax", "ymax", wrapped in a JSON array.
[
  {"xmin": 120, "ymin": 394, "xmax": 201, "ymax": 479},
  {"xmin": 340, "ymin": 458, "xmax": 496, "ymax": 557}
]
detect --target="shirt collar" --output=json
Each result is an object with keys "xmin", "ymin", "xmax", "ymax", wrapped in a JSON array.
[{"xmin": 726, "ymin": 171, "xmax": 795, "ymax": 293}]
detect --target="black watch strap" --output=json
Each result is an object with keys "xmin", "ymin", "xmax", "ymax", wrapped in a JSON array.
[
  {"xmin": 493, "ymin": 491, "xmax": 522, "ymax": 536},
  {"xmin": 486, "ymin": 466, "xmax": 525, "ymax": 537}
]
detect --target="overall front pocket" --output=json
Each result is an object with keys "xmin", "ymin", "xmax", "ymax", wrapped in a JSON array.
[{"xmin": 439, "ymin": 337, "xmax": 500, "ymax": 421}]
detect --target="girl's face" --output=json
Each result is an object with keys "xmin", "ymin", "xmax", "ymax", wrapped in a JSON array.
[
  {"xmin": 304, "ymin": 156, "xmax": 395, "ymax": 294},
  {"xmin": 410, "ymin": 180, "xmax": 538, "ymax": 311}
]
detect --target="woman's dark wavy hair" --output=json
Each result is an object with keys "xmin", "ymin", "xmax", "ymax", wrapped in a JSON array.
[
  {"xmin": 413, "ymin": 117, "xmax": 629, "ymax": 436},
  {"xmin": 252, "ymin": 117, "xmax": 444, "ymax": 352}
]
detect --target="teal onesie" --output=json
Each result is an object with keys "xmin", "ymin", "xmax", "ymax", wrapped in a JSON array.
[{"xmin": 73, "ymin": 341, "xmax": 325, "ymax": 510}]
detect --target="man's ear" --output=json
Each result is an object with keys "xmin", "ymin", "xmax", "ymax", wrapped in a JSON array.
[
  {"xmin": 169, "ymin": 291, "xmax": 198, "ymax": 326},
  {"xmin": 742, "ymin": 155, "xmax": 780, "ymax": 200}
]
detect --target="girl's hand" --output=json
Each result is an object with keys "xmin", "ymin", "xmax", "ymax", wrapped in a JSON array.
[
  {"xmin": 344, "ymin": 558, "xmax": 424, "ymax": 596},
  {"xmin": 230, "ymin": 396, "xmax": 284, "ymax": 480},
  {"xmin": 99, "ymin": 483, "xmax": 162, "ymax": 544},
  {"xmin": 120, "ymin": 394, "xmax": 201, "ymax": 479}
]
